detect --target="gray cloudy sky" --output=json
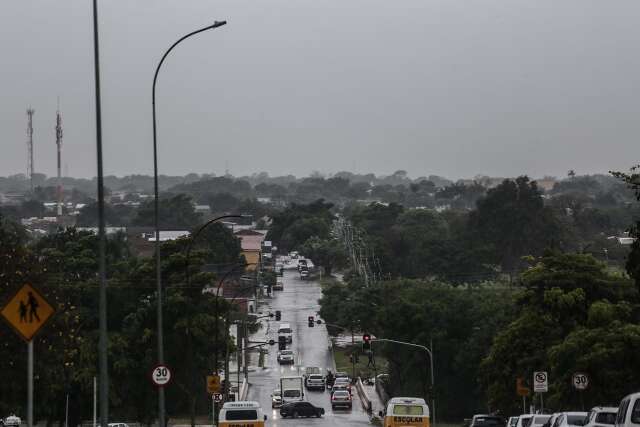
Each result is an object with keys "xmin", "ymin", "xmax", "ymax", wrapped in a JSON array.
[{"xmin": 1, "ymin": 1, "xmax": 639, "ymax": 180}]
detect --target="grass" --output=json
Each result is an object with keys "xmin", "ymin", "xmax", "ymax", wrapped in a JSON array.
[{"xmin": 332, "ymin": 343, "xmax": 388, "ymax": 379}]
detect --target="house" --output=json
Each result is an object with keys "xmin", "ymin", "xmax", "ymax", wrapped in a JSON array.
[{"xmin": 235, "ymin": 229, "xmax": 267, "ymax": 270}]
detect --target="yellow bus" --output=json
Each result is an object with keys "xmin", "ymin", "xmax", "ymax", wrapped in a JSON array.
[
  {"xmin": 219, "ymin": 401, "xmax": 267, "ymax": 427},
  {"xmin": 383, "ymin": 397, "xmax": 430, "ymax": 427}
]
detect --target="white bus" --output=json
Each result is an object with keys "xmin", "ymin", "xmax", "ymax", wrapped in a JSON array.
[{"xmin": 219, "ymin": 401, "xmax": 267, "ymax": 427}]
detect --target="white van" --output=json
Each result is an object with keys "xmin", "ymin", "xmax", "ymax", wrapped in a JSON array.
[
  {"xmin": 616, "ymin": 392, "xmax": 640, "ymax": 427},
  {"xmin": 219, "ymin": 401, "xmax": 267, "ymax": 427},
  {"xmin": 278, "ymin": 323, "xmax": 293, "ymax": 343}
]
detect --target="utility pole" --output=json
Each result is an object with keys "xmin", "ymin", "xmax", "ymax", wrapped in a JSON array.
[{"xmin": 26, "ymin": 108, "xmax": 35, "ymax": 192}]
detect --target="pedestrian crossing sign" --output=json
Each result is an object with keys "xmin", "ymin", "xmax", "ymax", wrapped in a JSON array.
[{"xmin": 1, "ymin": 284, "xmax": 55, "ymax": 342}]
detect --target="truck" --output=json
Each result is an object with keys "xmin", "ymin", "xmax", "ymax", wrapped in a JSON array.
[{"xmin": 280, "ymin": 376, "xmax": 304, "ymax": 404}]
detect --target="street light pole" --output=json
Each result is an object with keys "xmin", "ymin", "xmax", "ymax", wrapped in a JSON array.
[
  {"xmin": 90, "ymin": 1, "xmax": 108, "ymax": 426},
  {"xmin": 372, "ymin": 338, "xmax": 436, "ymax": 426},
  {"xmin": 152, "ymin": 21, "xmax": 227, "ymax": 427}
]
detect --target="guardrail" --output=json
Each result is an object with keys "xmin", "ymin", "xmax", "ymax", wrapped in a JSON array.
[
  {"xmin": 239, "ymin": 377, "xmax": 249, "ymax": 401},
  {"xmin": 355, "ymin": 377, "xmax": 372, "ymax": 413}
]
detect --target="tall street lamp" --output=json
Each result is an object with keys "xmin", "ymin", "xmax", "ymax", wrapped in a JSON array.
[
  {"xmin": 151, "ymin": 21, "xmax": 227, "ymax": 427},
  {"xmin": 90, "ymin": 1, "xmax": 108, "ymax": 426}
]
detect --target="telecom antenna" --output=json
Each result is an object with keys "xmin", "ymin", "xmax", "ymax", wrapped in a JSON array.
[
  {"xmin": 26, "ymin": 108, "xmax": 35, "ymax": 192},
  {"xmin": 55, "ymin": 100, "xmax": 63, "ymax": 216}
]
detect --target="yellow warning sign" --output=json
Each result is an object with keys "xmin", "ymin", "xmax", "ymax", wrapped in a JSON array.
[
  {"xmin": 1, "ymin": 284, "xmax": 55, "ymax": 342},
  {"xmin": 207, "ymin": 375, "xmax": 221, "ymax": 394}
]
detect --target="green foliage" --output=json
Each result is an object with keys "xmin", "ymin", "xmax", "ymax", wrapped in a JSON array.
[
  {"xmin": 266, "ymin": 199, "xmax": 334, "ymax": 252},
  {"xmin": 469, "ymin": 176, "xmax": 563, "ymax": 272},
  {"xmin": 132, "ymin": 193, "xmax": 202, "ymax": 229},
  {"xmin": 298, "ymin": 236, "xmax": 346, "ymax": 276},
  {"xmin": 481, "ymin": 251, "xmax": 639, "ymax": 413},
  {"xmin": 611, "ymin": 165, "xmax": 640, "ymax": 292}
]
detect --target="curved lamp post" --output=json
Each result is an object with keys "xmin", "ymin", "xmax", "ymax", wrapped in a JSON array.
[{"xmin": 151, "ymin": 21, "xmax": 227, "ymax": 427}]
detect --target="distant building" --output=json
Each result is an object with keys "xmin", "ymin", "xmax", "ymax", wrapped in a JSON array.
[{"xmin": 235, "ymin": 229, "xmax": 266, "ymax": 270}]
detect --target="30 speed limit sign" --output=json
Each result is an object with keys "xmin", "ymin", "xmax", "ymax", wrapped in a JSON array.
[
  {"xmin": 151, "ymin": 364, "xmax": 172, "ymax": 387},
  {"xmin": 572, "ymin": 372, "xmax": 589, "ymax": 390}
]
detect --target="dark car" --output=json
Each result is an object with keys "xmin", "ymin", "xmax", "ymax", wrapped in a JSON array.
[
  {"xmin": 471, "ymin": 416, "xmax": 506, "ymax": 427},
  {"xmin": 280, "ymin": 401, "xmax": 325, "ymax": 418}
]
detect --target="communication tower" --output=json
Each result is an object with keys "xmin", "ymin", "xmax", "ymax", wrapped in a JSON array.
[
  {"xmin": 26, "ymin": 108, "xmax": 35, "ymax": 192},
  {"xmin": 55, "ymin": 104, "xmax": 63, "ymax": 216}
]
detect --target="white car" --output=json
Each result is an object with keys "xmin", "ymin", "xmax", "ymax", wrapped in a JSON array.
[
  {"xmin": 271, "ymin": 388, "xmax": 283, "ymax": 408},
  {"xmin": 508, "ymin": 417, "xmax": 520, "ymax": 427},
  {"xmin": 584, "ymin": 407, "xmax": 617, "ymax": 427},
  {"xmin": 277, "ymin": 350, "xmax": 295, "ymax": 364},
  {"xmin": 553, "ymin": 412, "xmax": 588, "ymax": 427},
  {"xmin": 615, "ymin": 392, "xmax": 640, "ymax": 427},
  {"xmin": 517, "ymin": 414, "xmax": 535, "ymax": 427},
  {"xmin": 4, "ymin": 416, "xmax": 21, "ymax": 427},
  {"xmin": 305, "ymin": 374, "xmax": 326, "ymax": 390}
]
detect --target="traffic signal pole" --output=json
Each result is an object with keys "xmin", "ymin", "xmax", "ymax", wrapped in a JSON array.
[{"xmin": 371, "ymin": 338, "xmax": 436, "ymax": 426}]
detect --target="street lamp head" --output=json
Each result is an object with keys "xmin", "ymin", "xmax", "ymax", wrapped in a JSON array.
[{"xmin": 212, "ymin": 20, "xmax": 227, "ymax": 28}]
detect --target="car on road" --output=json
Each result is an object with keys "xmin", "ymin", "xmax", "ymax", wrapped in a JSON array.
[
  {"xmin": 277, "ymin": 349, "xmax": 295, "ymax": 364},
  {"xmin": 615, "ymin": 392, "xmax": 640, "ymax": 427},
  {"xmin": 331, "ymin": 389, "xmax": 353, "ymax": 410},
  {"xmin": 333, "ymin": 377, "xmax": 352, "ymax": 394},
  {"xmin": 300, "ymin": 270, "xmax": 309, "ymax": 280},
  {"xmin": 470, "ymin": 415, "xmax": 506, "ymax": 427},
  {"xmin": 508, "ymin": 417, "xmax": 520, "ymax": 427},
  {"xmin": 584, "ymin": 407, "xmax": 617, "ymax": 427},
  {"xmin": 273, "ymin": 279, "xmax": 284, "ymax": 291},
  {"xmin": 219, "ymin": 401, "xmax": 267, "ymax": 425},
  {"xmin": 271, "ymin": 388, "xmax": 283, "ymax": 408},
  {"xmin": 277, "ymin": 323, "xmax": 293, "ymax": 343},
  {"xmin": 280, "ymin": 401, "xmax": 325, "ymax": 418},
  {"xmin": 305, "ymin": 374, "xmax": 326, "ymax": 390},
  {"xmin": 552, "ymin": 413, "xmax": 587, "ymax": 427}
]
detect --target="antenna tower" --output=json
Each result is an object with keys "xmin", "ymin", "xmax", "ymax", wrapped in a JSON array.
[
  {"xmin": 26, "ymin": 108, "xmax": 35, "ymax": 192},
  {"xmin": 55, "ymin": 102, "xmax": 63, "ymax": 216}
]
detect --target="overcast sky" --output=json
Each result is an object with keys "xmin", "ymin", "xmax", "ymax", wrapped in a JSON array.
[{"xmin": 1, "ymin": 1, "xmax": 639, "ymax": 180}]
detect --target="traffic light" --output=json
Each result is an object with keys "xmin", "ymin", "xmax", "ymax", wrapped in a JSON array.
[
  {"xmin": 275, "ymin": 310, "xmax": 281, "ymax": 321},
  {"xmin": 362, "ymin": 333, "xmax": 371, "ymax": 351},
  {"xmin": 308, "ymin": 316, "xmax": 315, "ymax": 327}
]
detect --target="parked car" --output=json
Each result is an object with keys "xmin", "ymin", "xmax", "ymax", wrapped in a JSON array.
[
  {"xmin": 305, "ymin": 374, "xmax": 326, "ymax": 390},
  {"xmin": 544, "ymin": 414, "xmax": 562, "ymax": 427},
  {"xmin": 471, "ymin": 416, "xmax": 506, "ymax": 427},
  {"xmin": 616, "ymin": 392, "xmax": 640, "ymax": 427},
  {"xmin": 3, "ymin": 416, "xmax": 21, "ymax": 427},
  {"xmin": 280, "ymin": 401, "xmax": 325, "ymax": 418},
  {"xmin": 271, "ymin": 388, "xmax": 283, "ymax": 408},
  {"xmin": 331, "ymin": 389, "xmax": 353, "ymax": 409},
  {"xmin": 528, "ymin": 415, "xmax": 552, "ymax": 427},
  {"xmin": 553, "ymin": 413, "xmax": 587, "ymax": 427},
  {"xmin": 517, "ymin": 414, "xmax": 535, "ymax": 427},
  {"xmin": 585, "ymin": 407, "xmax": 617, "ymax": 427},
  {"xmin": 508, "ymin": 417, "xmax": 520, "ymax": 427},
  {"xmin": 277, "ymin": 350, "xmax": 295, "ymax": 364}
]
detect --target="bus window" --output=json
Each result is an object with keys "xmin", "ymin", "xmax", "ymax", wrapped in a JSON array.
[
  {"xmin": 225, "ymin": 410, "xmax": 257, "ymax": 421},
  {"xmin": 393, "ymin": 405, "xmax": 424, "ymax": 415}
]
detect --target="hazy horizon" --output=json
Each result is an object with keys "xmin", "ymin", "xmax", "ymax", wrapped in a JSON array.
[{"xmin": 2, "ymin": 1, "xmax": 639, "ymax": 180}]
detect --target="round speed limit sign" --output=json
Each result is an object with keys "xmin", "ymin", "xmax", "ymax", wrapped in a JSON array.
[
  {"xmin": 151, "ymin": 364, "xmax": 172, "ymax": 387},
  {"xmin": 572, "ymin": 372, "xmax": 589, "ymax": 390}
]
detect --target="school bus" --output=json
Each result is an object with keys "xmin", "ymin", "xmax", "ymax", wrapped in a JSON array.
[
  {"xmin": 383, "ymin": 397, "xmax": 430, "ymax": 427},
  {"xmin": 219, "ymin": 401, "xmax": 267, "ymax": 427}
]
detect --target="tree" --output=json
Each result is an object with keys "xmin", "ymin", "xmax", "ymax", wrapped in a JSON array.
[
  {"xmin": 611, "ymin": 165, "xmax": 640, "ymax": 292},
  {"xmin": 481, "ymin": 251, "xmax": 638, "ymax": 413},
  {"xmin": 132, "ymin": 194, "xmax": 202, "ymax": 229},
  {"xmin": 298, "ymin": 236, "xmax": 346, "ymax": 276},
  {"xmin": 468, "ymin": 176, "xmax": 562, "ymax": 272}
]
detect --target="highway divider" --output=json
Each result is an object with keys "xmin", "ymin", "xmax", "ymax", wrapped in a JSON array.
[{"xmin": 355, "ymin": 377, "xmax": 372, "ymax": 413}]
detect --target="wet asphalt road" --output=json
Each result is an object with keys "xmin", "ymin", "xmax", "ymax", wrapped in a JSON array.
[{"xmin": 247, "ymin": 267, "xmax": 372, "ymax": 427}]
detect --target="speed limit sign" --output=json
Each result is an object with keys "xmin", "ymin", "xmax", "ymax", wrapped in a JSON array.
[
  {"xmin": 572, "ymin": 372, "xmax": 589, "ymax": 390},
  {"xmin": 151, "ymin": 364, "xmax": 172, "ymax": 387}
]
